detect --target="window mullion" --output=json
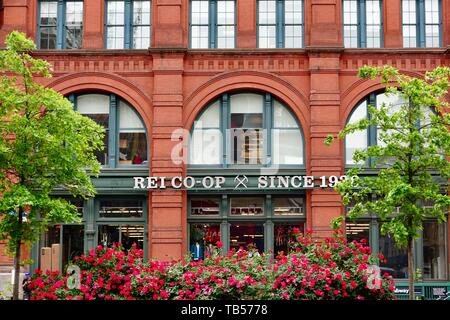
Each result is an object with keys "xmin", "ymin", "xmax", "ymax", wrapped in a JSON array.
[
  {"xmin": 125, "ymin": 0, "xmax": 132, "ymax": 48},
  {"xmin": 109, "ymin": 94, "xmax": 118, "ymax": 168},
  {"xmin": 57, "ymin": 0, "xmax": 65, "ymax": 49},
  {"xmin": 417, "ymin": 0, "xmax": 425, "ymax": 47},
  {"xmin": 222, "ymin": 94, "xmax": 229, "ymax": 168},
  {"xmin": 210, "ymin": 0, "xmax": 217, "ymax": 48},
  {"xmin": 276, "ymin": 0, "xmax": 284, "ymax": 48},
  {"xmin": 265, "ymin": 93, "xmax": 272, "ymax": 167},
  {"xmin": 359, "ymin": 0, "xmax": 367, "ymax": 48}
]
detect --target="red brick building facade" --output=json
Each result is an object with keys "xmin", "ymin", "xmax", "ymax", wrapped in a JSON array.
[{"xmin": 0, "ymin": 0, "xmax": 449, "ymax": 287}]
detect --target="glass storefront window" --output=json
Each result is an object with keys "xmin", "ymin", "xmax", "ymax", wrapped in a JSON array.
[
  {"xmin": 62, "ymin": 225, "xmax": 84, "ymax": 268},
  {"xmin": 189, "ymin": 224, "xmax": 221, "ymax": 260},
  {"xmin": 379, "ymin": 233, "xmax": 408, "ymax": 279},
  {"xmin": 190, "ymin": 198, "xmax": 220, "ymax": 215},
  {"xmin": 273, "ymin": 197, "xmax": 304, "ymax": 216},
  {"xmin": 230, "ymin": 197, "xmax": 264, "ymax": 215},
  {"xmin": 99, "ymin": 199, "xmax": 144, "ymax": 218},
  {"xmin": 274, "ymin": 223, "xmax": 304, "ymax": 255},
  {"xmin": 98, "ymin": 225, "xmax": 144, "ymax": 250},
  {"xmin": 346, "ymin": 221, "xmax": 370, "ymax": 243},
  {"xmin": 423, "ymin": 221, "xmax": 447, "ymax": 280},
  {"xmin": 230, "ymin": 223, "xmax": 264, "ymax": 252}
]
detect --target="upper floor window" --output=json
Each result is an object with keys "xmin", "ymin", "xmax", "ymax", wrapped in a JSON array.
[
  {"xmin": 190, "ymin": 92, "xmax": 304, "ymax": 167},
  {"xmin": 72, "ymin": 93, "xmax": 148, "ymax": 168},
  {"xmin": 343, "ymin": 0, "xmax": 382, "ymax": 48},
  {"xmin": 190, "ymin": 0, "xmax": 236, "ymax": 49},
  {"xmin": 402, "ymin": 0, "xmax": 442, "ymax": 48},
  {"xmin": 105, "ymin": 0, "xmax": 152, "ymax": 49},
  {"xmin": 257, "ymin": 0, "xmax": 304, "ymax": 48},
  {"xmin": 38, "ymin": 0, "xmax": 84, "ymax": 49}
]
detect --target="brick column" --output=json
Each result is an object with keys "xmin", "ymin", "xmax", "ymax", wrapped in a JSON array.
[
  {"xmin": 82, "ymin": 0, "xmax": 104, "ymax": 49},
  {"xmin": 236, "ymin": 0, "xmax": 256, "ymax": 48},
  {"xmin": 153, "ymin": 0, "xmax": 186, "ymax": 48},
  {"xmin": 0, "ymin": 0, "xmax": 29, "ymax": 45},
  {"xmin": 443, "ymin": 0, "xmax": 450, "ymax": 47},
  {"xmin": 383, "ymin": 0, "xmax": 403, "ymax": 48},
  {"xmin": 150, "ymin": 52, "xmax": 185, "ymax": 260},
  {"xmin": 308, "ymin": 51, "xmax": 343, "ymax": 240}
]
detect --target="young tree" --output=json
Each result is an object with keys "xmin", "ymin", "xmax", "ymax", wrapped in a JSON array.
[
  {"xmin": 0, "ymin": 32, "xmax": 104, "ymax": 300},
  {"xmin": 326, "ymin": 66, "xmax": 450, "ymax": 300}
]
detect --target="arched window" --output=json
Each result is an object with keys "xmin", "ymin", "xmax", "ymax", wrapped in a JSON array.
[
  {"xmin": 73, "ymin": 93, "xmax": 148, "ymax": 167},
  {"xmin": 190, "ymin": 92, "xmax": 304, "ymax": 166},
  {"xmin": 345, "ymin": 91, "xmax": 434, "ymax": 165}
]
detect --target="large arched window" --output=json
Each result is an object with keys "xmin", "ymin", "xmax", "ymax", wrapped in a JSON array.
[
  {"xmin": 190, "ymin": 92, "xmax": 304, "ymax": 166},
  {"xmin": 345, "ymin": 91, "xmax": 434, "ymax": 165},
  {"xmin": 72, "ymin": 93, "xmax": 148, "ymax": 167}
]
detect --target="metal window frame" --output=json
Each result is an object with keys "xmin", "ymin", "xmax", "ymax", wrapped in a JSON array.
[
  {"xmin": 342, "ymin": 0, "xmax": 383, "ymax": 48},
  {"xmin": 189, "ymin": 0, "xmax": 236, "ymax": 49},
  {"xmin": 37, "ymin": 0, "xmax": 84, "ymax": 49},
  {"xmin": 401, "ymin": 0, "xmax": 442, "ymax": 48},
  {"xmin": 256, "ymin": 0, "xmax": 305, "ymax": 49},
  {"xmin": 105, "ymin": 0, "xmax": 152, "ymax": 49},
  {"xmin": 189, "ymin": 92, "xmax": 306, "ymax": 169},
  {"xmin": 187, "ymin": 194, "xmax": 307, "ymax": 255}
]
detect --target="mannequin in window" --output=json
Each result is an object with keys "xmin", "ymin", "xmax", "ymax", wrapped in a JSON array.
[
  {"xmin": 132, "ymin": 152, "xmax": 143, "ymax": 164},
  {"xmin": 190, "ymin": 241, "xmax": 204, "ymax": 261}
]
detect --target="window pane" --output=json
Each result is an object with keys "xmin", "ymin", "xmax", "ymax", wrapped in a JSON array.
[
  {"xmin": 344, "ymin": 25, "xmax": 358, "ymax": 48},
  {"xmin": 190, "ymin": 224, "xmax": 221, "ymax": 260},
  {"xmin": 273, "ymin": 197, "xmax": 304, "ymax": 216},
  {"xmin": 133, "ymin": 26, "xmax": 151, "ymax": 49},
  {"xmin": 217, "ymin": 25, "xmax": 235, "ymax": 48},
  {"xmin": 230, "ymin": 197, "xmax": 264, "ymax": 215},
  {"xmin": 40, "ymin": 1, "xmax": 58, "ymax": 25},
  {"xmin": 190, "ymin": 129, "xmax": 222, "ymax": 164},
  {"xmin": 107, "ymin": 1, "xmax": 125, "ymax": 25},
  {"xmin": 133, "ymin": 0, "xmax": 151, "ymax": 25},
  {"xmin": 62, "ymin": 225, "xmax": 84, "ymax": 268},
  {"xmin": 230, "ymin": 93, "xmax": 263, "ymax": 115},
  {"xmin": 284, "ymin": 25, "xmax": 303, "ymax": 48},
  {"xmin": 284, "ymin": 0, "xmax": 302, "ymax": 24},
  {"xmin": 423, "ymin": 221, "xmax": 447, "ymax": 280},
  {"xmin": 194, "ymin": 101, "xmax": 220, "ymax": 129},
  {"xmin": 379, "ymin": 233, "xmax": 408, "ymax": 279},
  {"xmin": 191, "ymin": 25, "xmax": 209, "ymax": 49},
  {"xmin": 346, "ymin": 101, "xmax": 367, "ymax": 165},
  {"xmin": 258, "ymin": 25, "xmax": 276, "ymax": 48},
  {"xmin": 402, "ymin": 0, "xmax": 417, "ymax": 47},
  {"xmin": 274, "ymin": 223, "xmax": 304, "ymax": 255},
  {"xmin": 273, "ymin": 101, "xmax": 298, "ymax": 128},
  {"xmin": 40, "ymin": 27, "xmax": 58, "ymax": 49},
  {"xmin": 99, "ymin": 199, "xmax": 144, "ymax": 218},
  {"xmin": 272, "ymin": 129, "xmax": 303, "ymax": 165},
  {"xmin": 77, "ymin": 94, "xmax": 110, "ymax": 165},
  {"xmin": 118, "ymin": 101, "xmax": 147, "ymax": 165},
  {"xmin": 64, "ymin": 1, "xmax": 83, "ymax": 49},
  {"xmin": 120, "ymin": 225, "xmax": 144, "ymax": 249},
  {"xmin": 366, "ymin": 0, "xmax": 381, "ymax": 48},
  {"xmin": 258, "ymin": 0, "xmax": 276, "ymax": 24},
  {"xmin": 230, "ymin": 223, "xmax": 264, "ymax": 252},
  {"xmin": 190, "ymin": 198, "xmax": 220, "ymax": 215},
  {"xmin": 98, "ymin": 225, "xmax": 144, "ymax": 250},
  {"xmin": 107, "ymin": 26, "xmax": 125, "ymax": 49},
  {"xmin": 346, "ymin": 221, "xmax": 370, "ymax": 243}
]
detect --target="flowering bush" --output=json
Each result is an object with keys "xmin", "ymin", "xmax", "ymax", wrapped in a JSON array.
[{"xmin": 28, "ymin": 230, "xmax": 395, "ymax": 300}]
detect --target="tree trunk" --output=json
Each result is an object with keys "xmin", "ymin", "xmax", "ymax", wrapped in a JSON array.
[
  {"xmin": 12, "ymin": 210, "xmax": 22, "ymax": 300},
  {"xmin": 407, "ymin": 238, "xmax": 415, "ymax": 300}
]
